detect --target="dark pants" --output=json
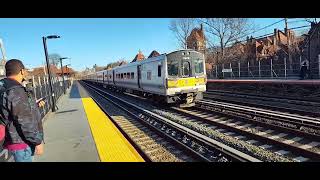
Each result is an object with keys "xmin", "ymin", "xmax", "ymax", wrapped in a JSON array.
[{"xmin": 300, "ymin": 66, "xmax": 307, "ymax": 79}]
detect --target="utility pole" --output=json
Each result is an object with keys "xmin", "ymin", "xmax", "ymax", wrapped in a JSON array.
[{"xmin": 285, "ymin": 18, "xmax": 292, "ymax": 71}]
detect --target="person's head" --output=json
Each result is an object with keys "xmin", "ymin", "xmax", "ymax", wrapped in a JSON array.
[{"xmin": 5, "ymin": 59, "xmax": 28, "ymax": 83}]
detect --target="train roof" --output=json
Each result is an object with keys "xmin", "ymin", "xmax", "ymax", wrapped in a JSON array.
[{"xmin": 94, "ymin": 49, "xmax": 202, "ymax": 74}]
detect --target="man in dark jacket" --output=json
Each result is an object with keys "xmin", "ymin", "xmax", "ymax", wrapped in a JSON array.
[{"xmin": 0, "ymin": 59, "xmax": 45, "ymax": 162}]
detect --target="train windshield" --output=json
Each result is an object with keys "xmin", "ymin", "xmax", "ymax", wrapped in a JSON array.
[
  {"xmin": 167, "ymin": 60, "xmax": 179, "ymax": 77},
  {"xmin": 182, "ymin": 61, "xmax": 191, "ymax": 77},
  {"xmin": 194, "ymin": 58, "xmax": 204, "ymax": 75}
]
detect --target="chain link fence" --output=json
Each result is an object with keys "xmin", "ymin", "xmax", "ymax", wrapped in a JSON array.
[{"xmin": 207, "ymin": 55, "xmax": 320, "ymax": 79}]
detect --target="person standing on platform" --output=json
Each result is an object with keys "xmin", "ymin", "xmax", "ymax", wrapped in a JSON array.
[
  {"xmin": 0, "ymin": 59, "xmax": 45, "ymax": 162},
  {"xmin": 300, "ymin": 58, "xmax": 309, "ymax": 79}
]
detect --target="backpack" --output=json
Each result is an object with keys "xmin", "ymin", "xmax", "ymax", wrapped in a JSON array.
[
  {"xmin": 0, "ymin": 119, "xmax": 6, "ymax": 150},
  {"xmin": 0, "ymin": 79, "xmax": 21, "ymax": 151}
]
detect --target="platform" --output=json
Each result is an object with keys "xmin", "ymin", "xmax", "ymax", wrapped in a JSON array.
[
  {"xmin": 34, "ymin": 81, "xmax": 144, "ymax": 162},
  {"xmin": 207, "ymin": 79, "xmax": 320, "ymax": 85}
]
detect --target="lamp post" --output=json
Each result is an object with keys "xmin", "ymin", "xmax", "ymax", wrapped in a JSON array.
[
  {"xmin": 42, "ymin": 35, "xmax": 60, "ymax": 112},
  {"xmin": 59, "ymin": 57, "xmax": 70, "ymax": 94},
  {"xmin": 65, "ymin": 64, "xmax": 71, "ymax": 88}
]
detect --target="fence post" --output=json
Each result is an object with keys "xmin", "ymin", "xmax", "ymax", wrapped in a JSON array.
[
  {"xmin": 222, "ymin": 64, "xmax": 225, "ymax": 78},
  {"xmin": 215, "ymin": 65, "xmax": 218, "ymax": 78},
  {"xmin": 284, "ymin": 57, "xmax": 287, "ymax": 78},
  {"xmin": 318, "ymin": 54, "xmax": 320, "ymax": 78},
  {"xmin": 43, "ymin": 76, "xmax": 49, "ymax": 113},
  {"xmin": 229, "ymin": 63, "xmax": 232, "ymax": 78},
  {"xmin": 32, "ymin": 76, "xmax": 36, "ymax": 99},
  {"xmin": 271, "ymin": 58, "xmax": 273, "ymax": 78},
  {"xmin": 238, "ymin": 60, "xmax": 241, "ymax": 78},
  {"xmin": 247, "ymin": 61, "xmax": 249, "ymax": 78},
  {"xmin": 258, "ymin": 60, "xmax": 261, "ymax": 78},
  {"xmin": 38, "ymin": 77, "xmax": 45, "ymax": 114}
]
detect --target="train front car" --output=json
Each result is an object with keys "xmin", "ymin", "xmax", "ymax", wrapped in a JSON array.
[{"xmin": 165, "ymin": 50, "xmax": 206, "ymax": 107}]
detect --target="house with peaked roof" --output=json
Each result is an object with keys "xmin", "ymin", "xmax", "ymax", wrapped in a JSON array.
[
  {"xmin": 131, "ymin": 50, "xmax": 145, "ymax": 62},
  {"xmin": 187, "ymin": 24, "xmax": 206, "ymax": 54},
  {"xmin": 148, "ymin": 50, "xmax": 160, "ymax": 58}
]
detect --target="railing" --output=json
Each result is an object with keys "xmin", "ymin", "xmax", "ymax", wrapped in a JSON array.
[
  {"xmin": 208, "ymin": 55, "xmax": 320, "ymax": 80},
  {"xmin": 31, "ymin": 75, "xmax": 72, "ymax": 119}
]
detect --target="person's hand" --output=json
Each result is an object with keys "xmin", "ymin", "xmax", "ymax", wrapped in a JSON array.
[
  {"xmin": 35, "ymin": 143, "xmax": 44, "ymax": 155},
  {"xmin": 37, "ymin": 100, "xmax": 45, "ymax": 108}
]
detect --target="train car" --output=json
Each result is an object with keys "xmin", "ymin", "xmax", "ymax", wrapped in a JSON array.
[{"xmin": 84, "ymin": 49, "xmax": 206, "ymax": 107}]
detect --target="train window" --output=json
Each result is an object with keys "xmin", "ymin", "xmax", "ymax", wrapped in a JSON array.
[
  {"xmin": 167, "ymin": 60, "xmax": 178, "ymax": 76},
  {"xmin": 127, "ymin": 72, "xmax": 130, "ymax": 79},
  {"xmin": 131, "ymin": 72, "xmax": 134, "ymax": 79},
  {"xmin": 182, "ymin": 61, "xmax": 191, "ymax": 77},
  {"xmin": 121, "ymin": 73, "xmax": 123, "ymax": 79},
  {"xmin": 158, "ymin": 65, "xmax": 161, "ymax": 77},
  {"xmin": 147, "ymin": 71, "xmax": 151, "ymax": 80},
  {"xmin": 194, "ymin": 59, "xmax": 204, "ymax": 74}
]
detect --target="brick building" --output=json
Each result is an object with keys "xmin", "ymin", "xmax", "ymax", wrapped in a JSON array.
[
  {"xmin": 132, "ymin": 50, "xmax": 146, "ymax": 62},
  {"xmin": 302, "ymin": 22, "xmax": 320, "ymax": 77},
  {"xmin": 187, "ymin": 24, "xmax": 206, "ymax": 54}
]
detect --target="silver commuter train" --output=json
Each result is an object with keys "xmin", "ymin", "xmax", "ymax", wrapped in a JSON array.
[{"xmin": 84, "ymin": 49, "xmax": 207, "ymax": 107}]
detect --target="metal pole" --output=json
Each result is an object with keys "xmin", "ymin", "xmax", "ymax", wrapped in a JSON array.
[
  {"xmin": 60, "ymin": 59, "xmax": 66, "ymax": 94},
  {"xmin": 258, "ymin": 60, "xmax": 261, "ymax": 78},
  {"xmin": 318, "ymin": 54, "xmax": 320, "ymax": 78},
  {"xmin": 300, "ymin": 55, "xmax": 302, "ymax": 66},
  {"xmin": 215, "ymin": 65, "xmax": 218, "ymax": 78},
  {"xmin": 222, "ymin": 64, "xmax": 225, "ymax": 78},
  {"xmin": 43, "ymin": 76, "xmax": 49, "ymax": 114},
  {"xmin": 284, "ymin": 57, "xmax": 287, "ymax": 78},
  {"xmin": 238, "ymin": 61, "xmax": 241, "ymax": 78},
  {"xmin": 32, "ymin": 76, "xmax": 36, "ymax": 99},
  {"xmin": 38, "ymin": 77, "xmax": 45, "ymax": 113},
  {"xmin": 285, "ymin": 18, "xmax": 292, "ymax": 71},
  {"xmin": 229, "ymin": 63, "xmax": 232, "ymax": 78},
  {"xmin": 308, "ymin": 35, "xmax": 312, "ymax": 78},
  {"xmin": 42, "ymin": 37, "xmax": 56, "ymax": 112},
  {"xmin": 247, "ymin": 61, "xmax": 249, "ymax": 78},
  {"xmin": 271, "ymin": 58, "xmax": 273, "ymax": 78}
]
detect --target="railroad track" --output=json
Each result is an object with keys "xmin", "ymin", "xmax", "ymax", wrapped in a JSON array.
[
  {"xmin": 81, "ymin": 81, "xmax": 196, "ymax": 162},
  {"xmin": 168, "ymin": 106, "xmax": 320, "ymax": 162},
  {"xmin": 81, "ymin": 81, "xmax": 260, "ymax": 162},
  {"xmin": 204, "ymin": 90, "xmax": 320, "ymax": 117},
  {"xmin": 197, "ymin": 100, "xmax": 320, "ymax": 138}
]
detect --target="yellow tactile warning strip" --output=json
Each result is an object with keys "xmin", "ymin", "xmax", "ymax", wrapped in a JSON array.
[{"xmin": 81, "ymin": 97, "xmax": 144, "ymax": 162}]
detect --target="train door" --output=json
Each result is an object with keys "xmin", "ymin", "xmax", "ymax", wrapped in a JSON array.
[
  {"xmin": 137, "ymin": 65, "xmax": 142, "ymax": 89},
  {"xmin": 112, "ymin": 70, "xmax": 115, "ymax": 85},
  {"xmin": 102, "ymin": 72, "xmax": 105, "ymax": 83}
]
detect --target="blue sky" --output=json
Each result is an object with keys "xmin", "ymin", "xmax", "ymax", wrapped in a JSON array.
[{"xmin": 0, "ymin": 18, "xmax": 311, "ymax": 71}]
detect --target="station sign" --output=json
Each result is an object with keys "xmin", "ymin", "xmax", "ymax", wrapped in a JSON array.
[{"xmin": 222, "ymin": 69, "xmax": 232, "ymax": 73}]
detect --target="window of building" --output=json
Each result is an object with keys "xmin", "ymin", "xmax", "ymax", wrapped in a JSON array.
[{"xmin": 158, "ymin": 65, "xmax": 161, "ymax": 77}]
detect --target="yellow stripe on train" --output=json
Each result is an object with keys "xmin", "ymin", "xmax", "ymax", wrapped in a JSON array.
[{"xmin": 167, "ymin": 77, "xmax": 206, "ymax": 88}]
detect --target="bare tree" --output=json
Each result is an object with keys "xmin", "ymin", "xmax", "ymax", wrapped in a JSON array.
[
  {"xmin": 199, "ymin": 18, "xmax": 253, "ymax": 64},
  {"xmin": 305, "ymin": 18, "xmax": 318, "ymax": 24},
  {"xmin": 169, "ymin": 18, "xmax": 195, "ymax": 49}
]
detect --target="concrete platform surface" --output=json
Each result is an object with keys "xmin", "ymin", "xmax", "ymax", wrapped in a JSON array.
[{"xmin": 34, "ymin": 81, "xmax": 100, "ymax": 162}]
